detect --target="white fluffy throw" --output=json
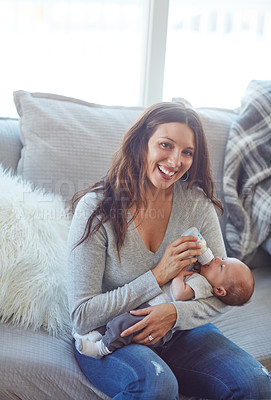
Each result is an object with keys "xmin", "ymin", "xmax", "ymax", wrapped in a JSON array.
[{"xmin": 0, "ymin": 165, "xmax": 72, "ymax": 336}]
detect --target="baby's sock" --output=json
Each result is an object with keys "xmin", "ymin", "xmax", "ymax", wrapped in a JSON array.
[
  {"xmin": 83, "ymin": 330, "xmax": 103, "ymax": 342},
  {"xmin": 73, "ymin": 330, "xmax": 102, "ymax": 343},
  {"xmin": 75, "ymin": 338, "xmax": 112, "ymax": 359}
]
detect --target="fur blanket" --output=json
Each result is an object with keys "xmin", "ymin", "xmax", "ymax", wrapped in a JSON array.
[
  {"xmin": 223, "ymin": 80, "xmax": 271, "ymax": 260},
  {"xmin": 0, "ymin": 166, "xmax": 71, "ymax": 336}
]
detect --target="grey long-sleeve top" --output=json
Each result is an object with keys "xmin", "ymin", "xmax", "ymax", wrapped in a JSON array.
[{"xmin": 67, "ymin": 181, "xmax": 228, "ymax": 335}]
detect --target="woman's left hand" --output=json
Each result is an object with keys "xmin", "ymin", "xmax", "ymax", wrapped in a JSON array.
[{"xmin": 120, "ymin": 303, "xmax": 177, "ymax": 345}]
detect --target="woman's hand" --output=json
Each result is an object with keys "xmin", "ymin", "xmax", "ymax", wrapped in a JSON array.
[
  {"xmin": 120, "ymin": 303, "xmax": 177, "ymax": 346},
  {"xmin": 152, "ymin": 235, "xmax": 201, "ymax": 287}
]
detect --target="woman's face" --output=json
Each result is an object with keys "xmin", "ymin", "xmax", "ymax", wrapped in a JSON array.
[{"xmin": 145, "ymin": 122, "xmax": 195, "ymax": 192}]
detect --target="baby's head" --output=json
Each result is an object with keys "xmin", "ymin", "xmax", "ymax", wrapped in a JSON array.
[{"xmin": 200, "ymin": 257, "xmax": 254, "ymax": 306}]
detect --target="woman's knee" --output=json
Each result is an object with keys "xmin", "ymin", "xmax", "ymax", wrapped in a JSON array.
[
  {"xmin": 234, "ymin": 363, "xmax": 271, "ymax": 400},
  {"xmin": 159, "ymin": 325, "xmax": 271, "ymax": 400},
  {"xmin": 215, "ymin": 342, "xmax": 271, "ymax": 399},
  {"xmin": 118, "ymin": 345, "xmax": 179, "ymax": 400}
]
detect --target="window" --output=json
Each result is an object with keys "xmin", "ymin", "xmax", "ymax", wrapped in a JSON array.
[
  {"xmin": 163, "ymin": 0, "xmax": 271, "ymax": 108},
  {"xmin": 0, "ymin": 0, "xmax": 148, "ymax": 117},
  {"xmin": 1, "ymin": 0, "xmax": 271, "ymax": 117}
]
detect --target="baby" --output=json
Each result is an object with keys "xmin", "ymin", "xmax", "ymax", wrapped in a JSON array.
[
  {"xmin": 172, "ymin": 255, "xmax": 254, "ymax": 306},
  {"xmin": 74, "ymin": 228, "xmax": 254, "ymax": 358}
]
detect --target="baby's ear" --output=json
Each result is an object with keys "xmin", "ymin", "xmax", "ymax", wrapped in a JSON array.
[{"xmin": 214, "ymin": 287, "xmax": 227, "ymax": 297}]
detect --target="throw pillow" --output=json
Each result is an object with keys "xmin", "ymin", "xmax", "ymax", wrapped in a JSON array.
[
  {"xmin": 14, "ymin": 90, "xmax": 144, "ymax": 205},
  {"xmin": 0, "ymin": 165, "xmax": 71, "ymax": 336}
]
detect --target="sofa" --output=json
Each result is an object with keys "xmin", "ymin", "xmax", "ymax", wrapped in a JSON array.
[{"xmin": 0, "ymin": 84, "xmax": 270, "ymax": 400}]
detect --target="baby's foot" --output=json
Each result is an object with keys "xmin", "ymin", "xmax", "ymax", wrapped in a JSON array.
[
  {"xmin": 75, "ymin": 338, "xmax": 100, "ymax": 358},
  {"xmin": 76, "ymin": 338, "xmax": 111, "ymax": 359},
  {"xmin": 75, "ymin": 337, "xmax": 84, "ymax": 353},
  {"xmin": 84, "ymin": 330, "xmax": 103, "ymax": 342},
  {"xmin": 73, "ymin": 330, "xmax": 102, "ymax": 343}
]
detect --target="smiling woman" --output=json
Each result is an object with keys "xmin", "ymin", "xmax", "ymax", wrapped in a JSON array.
[{"xmin": 67, "ymin": 100, "xmax": 271, "ymax": 399}]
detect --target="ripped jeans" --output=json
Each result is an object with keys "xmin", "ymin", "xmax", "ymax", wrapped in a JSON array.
[{"xmin": 74, "ymin": 323, "xmax": 271, "ymax": 400}]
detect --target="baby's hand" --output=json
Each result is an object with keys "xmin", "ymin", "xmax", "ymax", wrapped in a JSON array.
[
  {"xmin": 192, "ymin": 261, "xmax": 201, "ymax": 272},
  {"xmin": 175, "ymin": 266, "xmax": 194, "ymax": 279}
]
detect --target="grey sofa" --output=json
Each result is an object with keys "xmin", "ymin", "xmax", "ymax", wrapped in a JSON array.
[{"xmin": 0, "ymin": 88, "xmax": 270, "ymax": 400}]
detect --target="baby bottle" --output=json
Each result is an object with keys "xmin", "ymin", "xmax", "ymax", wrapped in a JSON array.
[{"xmin": 182, "ymin": 227, "xmax": 214, "ymax": 265}]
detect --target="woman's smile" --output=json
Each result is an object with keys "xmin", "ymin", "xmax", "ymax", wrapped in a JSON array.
[{"xmin": 157, "ymin": 164, "xmax": 178, "ymax": 179}]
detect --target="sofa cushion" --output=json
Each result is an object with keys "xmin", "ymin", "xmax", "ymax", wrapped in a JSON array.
[
  {"xmin": 0, "ymin": 323, "xmax": 109, "ymax": 400},
  {"xmin": 0, "ymin": 117, "xmax": 22, "ymax": 172},
  {"xmin": 14, "ymin": 91, "xmax": 144, "ymax": 205},
  {"xmin": 213, "ymin": 264, "xmax": 271, "ymax": 371},
  {"xmin": 196, "ymin": 107, "xmax": 237, "ymax": 234},
  {"xmin": 0, "ymin": 165, "xmax": 71, "ymax": 336}
]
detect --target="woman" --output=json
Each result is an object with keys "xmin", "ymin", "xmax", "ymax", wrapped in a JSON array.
[{"xmin": 67, "ymin": 102, "xmax": 271, "ymax": 399}]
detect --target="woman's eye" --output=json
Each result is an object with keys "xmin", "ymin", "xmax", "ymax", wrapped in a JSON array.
[
  {"xmin": 160, "ymin": 142, "xmax": 171, "ymax": 149},
  {"xmin": 183, "ymin": 150, "xmax": 193, "ymax": 157}
]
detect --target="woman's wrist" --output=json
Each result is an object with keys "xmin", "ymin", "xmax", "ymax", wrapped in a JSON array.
[
  {"xmin": 151, "ymin": 266, "xmax": 166, "ymax": 287},
  {"xmin": 169, "ymin": 302, "xmax": 178, "ymax": 328},
  {"xmin": 164, "ymin": 302, "xmax": 178, "ymax": 329}
]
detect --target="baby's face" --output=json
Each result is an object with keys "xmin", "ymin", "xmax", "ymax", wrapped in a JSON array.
[{"xmin": 200, "ymin": 257, "xmax": 245, "ymax": 288}]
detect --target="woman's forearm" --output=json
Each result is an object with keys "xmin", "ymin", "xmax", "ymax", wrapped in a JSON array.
[{"xmin": 68, "ymin": 268, "xmax": 162, "ymax": 334}]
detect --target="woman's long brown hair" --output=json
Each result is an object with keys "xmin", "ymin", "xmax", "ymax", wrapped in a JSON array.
[{"xmin": 72, "ymin": 102, "xmax": 223, "ymax": 256}]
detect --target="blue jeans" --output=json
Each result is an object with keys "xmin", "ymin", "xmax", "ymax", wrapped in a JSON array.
[{"xmin": 74, "ymin": 323, "xmax": 271, "ymax": 399}]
